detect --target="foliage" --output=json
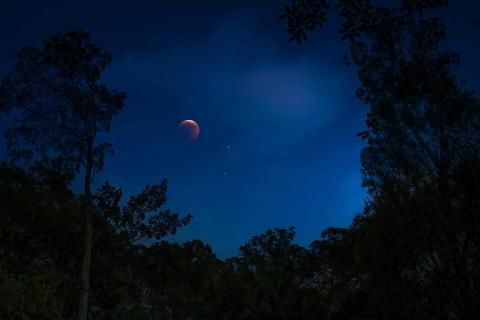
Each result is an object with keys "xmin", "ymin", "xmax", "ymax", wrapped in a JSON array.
[
  {"xmin": 0, "ymin": 30, "xmax": 125, "ymax": 174},
  {"xmin": 1, "ymin": 1, "xmax": 480, "ymax": 319},
  {"xmin": 282, "ymin": 0, "xmax": 480, "ymax": 318}
]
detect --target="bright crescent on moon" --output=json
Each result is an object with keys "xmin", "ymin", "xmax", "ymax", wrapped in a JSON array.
[{"xmin": 179, "ymin": 119, "xmax": 200, "ymax": 140}]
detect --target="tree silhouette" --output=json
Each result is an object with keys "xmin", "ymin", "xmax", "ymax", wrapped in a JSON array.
[
  {"xmin": 1, "ymin": 1, "xmax": 479, "ymax": 318},
  {"xmin": 0, "ymin": 29, "xmax": 194, "ymax": 319},
  {"xmin": 0, "ymin": 30, "xmax": 126, "ymax": 320},
  {"xmin": 89, "ymin": 181, "xmax": 192, "ymax": 319},
  {"xmin": 233, "ymin": 227, "xmax": 316, "ymax": 319},
  {"xmin": 0, "ymin": 163, "xmax": 81, "ymax": 317},
  {"xmin": 136, "ymin": 240, "xmax": 219, "ymax": 319},
  {"xmin": 282, "ymin": 0, "xmax": 480, "ymax": 318}
]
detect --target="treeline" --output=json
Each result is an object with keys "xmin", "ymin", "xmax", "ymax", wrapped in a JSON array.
[
  {"xmin": 0, "ymin": 166, "xmax": 358, "ymax": 319},
  {"xmin": 1, "ymin": 0, "xmax": 480, "ymax": 319},
  {"xmin": 1, "ymin": 159, "xmax": 479, "ymax": 319}
]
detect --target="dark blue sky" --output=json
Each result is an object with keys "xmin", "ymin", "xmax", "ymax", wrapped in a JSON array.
[{"xmin": 1, "ymin": 0, "xmax": 479, "ymax": 257}]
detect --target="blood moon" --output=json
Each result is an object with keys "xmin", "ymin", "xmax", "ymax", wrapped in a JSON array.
[{"xmin": 178, "ymin": 119, "xmax": 200, "ymax": 140}]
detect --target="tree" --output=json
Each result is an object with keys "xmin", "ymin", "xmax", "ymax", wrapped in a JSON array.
[
  {"xmin": 234, "ymin": 227, "xmax": 315, "ymax": 320},
  {"xmin": 308, "ymin": 227, "xmax": 358, "ymax": 320},
  {"xmin": 0, "ymin": 30, "xmax": 126, "ymax": 320},
  {"xmin": 0, "ymin": 163, "xmax": 81, "ymax": 318},
  {"xmin": 90, "ymin": 181, "xmax": 192, "ymax": 319},
  {"xmin": 282, "ymin": 0, "xmax": 480, "ymax": 318},
  {"xmin": 133, "ymin": 240, "xmax": 218, "ymax": 319},
  {"xmin": 0, "ymin": 165, "xmax": 192, "ymax": 318},
  {"xmin": 0, "ymin": 30, "xmax": 193, "ymax": 319}
]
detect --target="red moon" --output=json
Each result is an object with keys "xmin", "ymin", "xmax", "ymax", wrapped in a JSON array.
[{"xmin": 179, "ymin": 119, "xmax": 200, "ymax": 140}]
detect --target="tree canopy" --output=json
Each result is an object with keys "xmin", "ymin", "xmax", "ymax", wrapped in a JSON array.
[{"xmin": 1, "ymin": 1, "xmax": 479, "ymax": 319}]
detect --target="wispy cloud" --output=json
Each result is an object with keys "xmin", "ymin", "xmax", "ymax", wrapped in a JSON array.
[{"xmin": 99, "ymin": 5, "xmax": 363, "ymax": 257}]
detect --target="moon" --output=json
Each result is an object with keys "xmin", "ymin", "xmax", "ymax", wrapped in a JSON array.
[{"xmin": 179, "ymin": 119, "xmax": 200, "ymax": 140}]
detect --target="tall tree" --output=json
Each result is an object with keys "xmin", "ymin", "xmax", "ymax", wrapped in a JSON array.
[
  {"xmin": 282, "ymin": 0, "xmax": 480, "ymax": 318},
  {"xmin": 0, "ymin": 30, "xmax": 126, "ymax": 320}
]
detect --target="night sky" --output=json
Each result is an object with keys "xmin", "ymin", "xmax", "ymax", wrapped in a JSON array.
[{"xmin": 1, "ymin": 0, "xmax": 479, "ymax": 258}]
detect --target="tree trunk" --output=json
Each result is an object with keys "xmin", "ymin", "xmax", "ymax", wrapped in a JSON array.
[{"xmin": 78, "ymin": 154, "xmax": 94, "ymax": 320}]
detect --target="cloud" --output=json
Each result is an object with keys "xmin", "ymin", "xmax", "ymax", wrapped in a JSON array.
[
  {"xmin": 105, "ymin": 8, "xmax": 346, "ymax": 159},
  {"xmin": 99, "ymin": 5, "xmax": 361, "ymax": 258}
]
